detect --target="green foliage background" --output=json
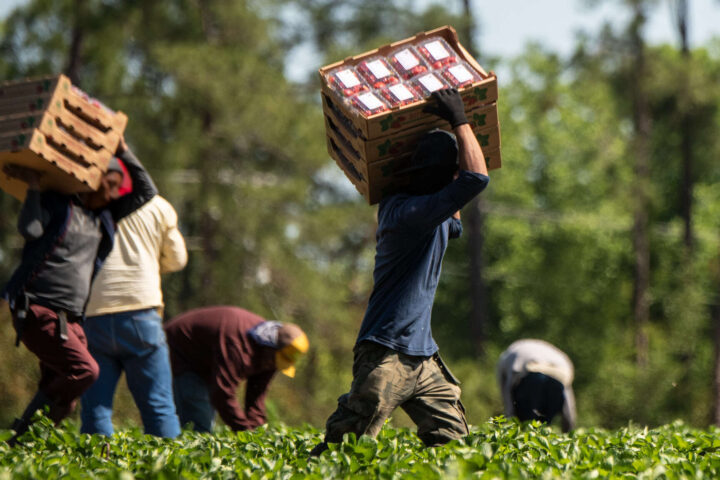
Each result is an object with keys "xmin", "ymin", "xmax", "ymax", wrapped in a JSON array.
[{"xmin": 0, "ymin": 0, "xmax": 719, "ymax": 435}]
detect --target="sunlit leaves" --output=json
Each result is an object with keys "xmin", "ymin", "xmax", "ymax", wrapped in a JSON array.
[{"xmin": 0, "ymin": 418, "xmax": 719, "ymax": 479}]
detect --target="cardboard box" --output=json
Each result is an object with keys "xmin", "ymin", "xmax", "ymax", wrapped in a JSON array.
[
  {"xmin": 0, "ymin": 129, "xmax": 104, "ymax": 200},
  {"xmin": 319, "ymin": 25, "xmax": 501, "ymax": 204},
  {"xmin": 324, "ymin": 98, "xmax": 500, "ymax": 163},
  {"xmin": 0, "ymin": 74, "xmax": 128, "ymax": 200},
  {"xmin": 0, "ymin": 109, "xmax": 121, "ymax": 152},
  {"xmin": 326, "ymin": 122, "xmax": 501, "ymax": 205},
  {"xmin": 319, "ymin": 25, "xmax": 499, "ymax": 139}
]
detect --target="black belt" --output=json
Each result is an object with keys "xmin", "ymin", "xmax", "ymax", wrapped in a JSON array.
[{"xmin": 56, "ymin": 310, "xmax": 83, "ymax": 342}]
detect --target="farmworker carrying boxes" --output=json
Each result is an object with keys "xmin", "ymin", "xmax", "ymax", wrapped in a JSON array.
[
  {"xmin": 319, "ymin": 25, "xmax": 501, "ymax": 204},
  {"xmin": 164, "ymin": 306, "xmax": 309, "ymax": 432},
  {"xmin": 311, "ymin": 87, "xmax": 490, "ymax": 455},
  {"xmin": 497, "ymin": 339, "xmax": 577, "ymax": 432},
  {"xmin": 3, "ymin": 131, "xmax": 158, "ymax": 446}
]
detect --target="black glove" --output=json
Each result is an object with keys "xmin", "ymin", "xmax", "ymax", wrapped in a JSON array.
[{"xmin": 422, "ymin": 88, "xmax": 468, "ymax": 128}]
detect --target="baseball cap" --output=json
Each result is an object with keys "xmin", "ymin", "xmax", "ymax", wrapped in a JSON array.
[{"xmin": 274, "ymin": 323, "xmax": 309, "ymax": 378}]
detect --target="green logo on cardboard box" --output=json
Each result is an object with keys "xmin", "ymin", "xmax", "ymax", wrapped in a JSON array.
[
  {"xmin": 472, "ymin": 113, "xmax": 487, "ymax": 127},
  {"xmin": 380, "ymin": 114, "xmax": 406, "ymax": 131},
  {"xmin": 377, "ymin": 139, "xmax": 392, "ymax": 156},
  {"xmin": 476, "ymin": 133, "xmax": 490, "ymax": 146},
  {"xmin": 473, "ymin": 87, "xmax": 488, "ymax": 101},
  {"xmin": 380, "ymin": 114, "xmax": 395, "ymax": 132}
]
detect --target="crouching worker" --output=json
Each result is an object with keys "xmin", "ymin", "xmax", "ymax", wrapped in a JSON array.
[
  {"xmin": 2, "ymin": 137, "xmax": 157, "ymax": 445},
  {"xmin": 164, "ymin": 306, "xmax": 309, "ymax": 432},
  {"xmin": 311, "ymin": 88, "xmax": 490, "ymax": 456},
  {"xmin": 497, "ymin": 339, "xmax": 577, "ymax": 432}
]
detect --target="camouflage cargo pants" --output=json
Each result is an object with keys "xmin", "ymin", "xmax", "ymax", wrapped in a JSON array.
[{"xmin": 325, "ymin": 341, "xmax": 468, "ymax": 447}]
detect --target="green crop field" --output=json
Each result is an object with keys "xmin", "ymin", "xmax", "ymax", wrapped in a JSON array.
[{"xmin": 1, "ymin": 417, "xmax": 718, "ymax": 479}]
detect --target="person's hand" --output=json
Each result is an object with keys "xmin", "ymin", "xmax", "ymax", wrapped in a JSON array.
[
  {"xmin": 3, "ymin": 164, "xmax": 42, "ymax": 189},
  {"xmin": 422, "ymin": 88, "xmax": 468, "ymax": 128}
]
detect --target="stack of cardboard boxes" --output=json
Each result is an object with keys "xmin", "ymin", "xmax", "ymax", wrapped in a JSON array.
[
  {"xmin": 319, "ymin": 25, "xmax": 501, "ymax": 205},
  {"xmin": 0, "ymin": 74, "xmax": 128, "ymax": 200}
]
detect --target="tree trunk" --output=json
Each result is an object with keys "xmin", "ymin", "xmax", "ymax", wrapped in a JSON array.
[
  {"xmin": 629, "ymin": 1, "xmax": 651, "ymax": 368},
  {"xmin": 676, "ymin": 0, "xmax": 694, "ymax": 250},
  {"xmin": 460, "ymin": 0, "xmax": 487, "ymax": 356},
  {"xmin": 65, "ymin": 0, "xmax": 85, "ymax": 85},
  {"xmin": 713, "ymin": 299, "xmax": 720, "ymax": 425}
]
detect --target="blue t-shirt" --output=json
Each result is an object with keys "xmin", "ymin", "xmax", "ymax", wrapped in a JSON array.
[{"xmin": 356, "ymin": 170, "xmax": 489, "ymax": 356}]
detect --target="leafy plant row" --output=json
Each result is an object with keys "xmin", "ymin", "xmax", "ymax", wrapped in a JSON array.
[{"xmin": 1, "ymin": 417, "xmax": 718, "ymax": 479}]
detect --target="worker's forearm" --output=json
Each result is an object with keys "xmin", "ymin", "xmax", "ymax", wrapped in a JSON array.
[{"xmin": 455, "ymin": 124, "xmax": 488, "ymax": 176}]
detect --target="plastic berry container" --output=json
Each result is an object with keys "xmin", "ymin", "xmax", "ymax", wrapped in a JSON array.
[
  {"xmin": 325, "ymin": 66, "xmax": 369, "ymax": 98},
  {"xmin": 356, "ymin": 56, "xmax": 400, "ymax": 89},
  {"xmin": 410, "ymin": 72, "xmax": 449, "ymax": 97},
  {"xmin": 379, "ymin": 83, "xmax": 422, "ymax": 108},
  {"xmin": 387, "ymin": 46, "xmax": 429, "ymax": 80},
  {"xmin": 348, "ymin": 91, "xmax": 390, "ymax": 117},
  {"xmin": 417, "ymin": 37, "xmax": 459, "ymax": 70},
  {"xmin": 441, "ymin": 62, "xmax": 482, "ymax": 88}
]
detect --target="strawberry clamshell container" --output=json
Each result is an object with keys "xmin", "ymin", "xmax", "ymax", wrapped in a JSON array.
[
  {"xmin": 325, "ymin": 66, "xmax": 370, "ymax": 98},
  {"xmin": 378, "ymin": 83, "xmax": 422, "ymax": 108},
  {"xmin": 387, "ymin": 46, "xmax": 429, "ymax": 80},
  {"xmin": 348, "ymin": 91, "xmax": 390, "ymax": 117},
  {"xmin": 441, "ymin": 62, "xmax": 483, "ymax": 88},
  {"xmin": 410, "ymin": 72, "xmax": 450, "ymax": 97},
  {"xmin": 416, "ymin": 37, "xmax": 459, "ymax": 70},
  {"xmin": 356, "ymin": 56, "xmax": 401, "ymax": 89}
]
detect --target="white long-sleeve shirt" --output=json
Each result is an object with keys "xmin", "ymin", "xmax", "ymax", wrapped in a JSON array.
[
  {"xmin": 86, "ymin": 195, "xmax": 187, "ymax": 316},
  {"xmin": 497, "ymin": 339, "xmax": 577, "ymax": 431}
]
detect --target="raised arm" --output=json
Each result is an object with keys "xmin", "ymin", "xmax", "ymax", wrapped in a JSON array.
[
  {"xmin": 424, "ymin": 88, "xmax": 488, "ymax": 177},
  {"xmin": 110, "ymin": 138, "xmax": 158, "ymax": 222},
  {"xmin": 391, "ymin": 89, "xmax": 489, "ymax": 231}
]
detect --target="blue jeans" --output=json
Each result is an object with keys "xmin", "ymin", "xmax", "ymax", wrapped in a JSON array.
[
  {"xmin": 173, "ymin": 371, "xmax": 215, "ymax": 433},
  {"xmin": 80, "ymin": 308, "xmax": 181, "ymax": 438}
]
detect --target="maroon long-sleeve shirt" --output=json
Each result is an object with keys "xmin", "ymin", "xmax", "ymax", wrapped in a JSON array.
[{"xmin": 164, "ymin": 306, "xmax": 276, "ymax": 431}]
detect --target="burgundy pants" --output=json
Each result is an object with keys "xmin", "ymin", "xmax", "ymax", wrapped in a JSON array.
[{"xmin": 18, "ymin": 304, "xmax": 99, "ymax": 422}]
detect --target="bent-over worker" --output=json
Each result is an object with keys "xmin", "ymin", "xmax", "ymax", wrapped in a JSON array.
[
  {"xmin": 497, "ymin": 339, "xmax": 577, "ymax": 432},
  {"xmin": 164, "ymin": 306, "xmax": 309, "ymax": 432}
]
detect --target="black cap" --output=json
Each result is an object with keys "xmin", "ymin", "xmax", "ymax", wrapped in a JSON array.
[
  {"xmin": 396, "ymin": 129, "xmax": 458, "ymax": 195},
  {"xmin": 409, "ymin": 129, "xmax": 458, "ymax": 172}
]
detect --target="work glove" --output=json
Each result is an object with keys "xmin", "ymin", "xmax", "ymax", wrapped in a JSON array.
[{"xmin": 422, "ymin": 88, "xmax": 468, "ymax": 128}]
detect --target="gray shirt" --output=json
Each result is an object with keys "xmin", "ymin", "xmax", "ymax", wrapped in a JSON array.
[
  {"xmin": 23, "ymin": 196, "xmax": 102, "ymax": 316},
  {"xmin": 497, "ymin": 339, "xmax": 577, "ymax": 432}
]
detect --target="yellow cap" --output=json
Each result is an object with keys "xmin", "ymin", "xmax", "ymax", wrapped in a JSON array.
[{"xmin": 275, "ymin": 330, "xmax": 309, "ymax": 378}]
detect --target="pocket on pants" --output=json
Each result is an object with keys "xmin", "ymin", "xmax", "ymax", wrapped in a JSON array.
[
  {"xmin": 130, "ymin": 310, "xmax": 163, "ymax": 349},
  {"xmin": 433, "ymin": 353, "xmax": 461, "ymax": 386}
]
